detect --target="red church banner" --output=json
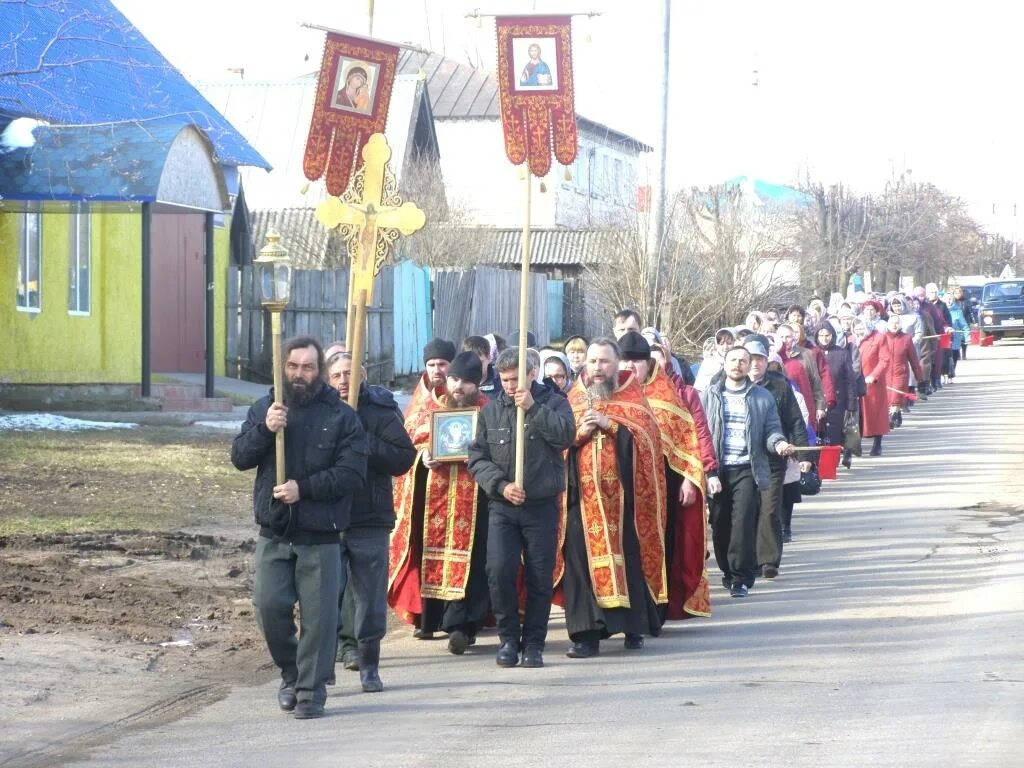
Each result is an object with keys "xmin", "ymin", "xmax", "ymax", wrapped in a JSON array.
[
  {"xmin": 495, "ymin": 16, "xmax": 578, "ymax": 177},
  {"xmin": 303, "ymin": 33, "xmax": 399, "ymax": 196}
]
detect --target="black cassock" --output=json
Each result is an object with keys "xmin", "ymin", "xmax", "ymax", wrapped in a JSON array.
[{"xmin": 561, "ymin": 426, "xmax": 661, "ymax": 641}]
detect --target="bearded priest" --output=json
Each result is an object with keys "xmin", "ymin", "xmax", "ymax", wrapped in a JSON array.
[{"xmin": 560, "ymin": 337, "xmax": 667, "ymax": 658}]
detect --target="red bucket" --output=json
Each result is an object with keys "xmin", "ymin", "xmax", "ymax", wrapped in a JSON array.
[
  {"xmin": 980, "ymin": 333, "xmax": 994, "ymax": 347},
  {"xmin": 969, "ymin": 328, "xmax": 981, "ymax": 345},
  {"xmin": 939, "ymin": 331, "xmax": 953, "ymax": 349},
  {"xmin": 818, "ymin": 445, "xmax": 842, "ymax": 480}
]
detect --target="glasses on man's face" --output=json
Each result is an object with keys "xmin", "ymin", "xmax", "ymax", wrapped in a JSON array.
[{"xmin": 551, "ymin": 373, "xmax": 567, "ymax": 383}]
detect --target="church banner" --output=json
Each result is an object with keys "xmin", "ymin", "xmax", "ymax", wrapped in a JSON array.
[
  {"xmin": 303, "ymin": 32, "xmax": 399, "ymax": 196},
  {"xmin": 495, "ymin": 16, "xmax": 578, "ymax": 177}
]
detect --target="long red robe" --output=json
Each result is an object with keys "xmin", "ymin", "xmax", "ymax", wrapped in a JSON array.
[
  {"xmin": 563, "ymin": 370, "xmax": 667, "ymax": 608},
  {"xmin": 885, "ymin": 331, "xmax": 924, "ymax": 407},
  {"xmin": 641, "ymin": 363, "xmax": 710, "ymax": 619},
  {"xmin": 387, "ymin": 387, "xmax": 488, "ymax": 624},
  {"xmin": 858, "ymin": 331, "xmax": 891, "ymax": 438}
]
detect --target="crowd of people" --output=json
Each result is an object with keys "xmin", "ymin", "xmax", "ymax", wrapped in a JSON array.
[{"xmin": 231, "ymin": 280, "xmax": 973, "ymax": 718}]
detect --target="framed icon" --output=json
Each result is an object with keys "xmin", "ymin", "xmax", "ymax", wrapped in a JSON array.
[
  {"xmin": 430, "ymin": 408, "xmax": 478, "ymax": 463},
  {"xmin": 331, "ymin": 58, "xmax": 380, "ymax": 115},
  {"xmin": 513, "ymin": 37, "xmax": 559, "ymax": 92}
]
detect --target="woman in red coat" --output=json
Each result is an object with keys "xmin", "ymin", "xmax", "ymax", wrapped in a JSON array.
[
  {"xmin": 853, "ymin": 318, "xmax": 891, "ymax": 455},
  {"xmin": 883, "ymin": 313, "xmax": 924, "ymax": 428}
]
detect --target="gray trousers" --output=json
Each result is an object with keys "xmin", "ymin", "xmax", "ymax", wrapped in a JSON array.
[
  {"xmin": 253, "ymin": 537, "xmax": 344, "ymax": 705},
  {"xmin": 337, "ymin": 528, "xmax": 390, "ymax": 652},
  {"xmin": 756, "ymin": 465, "xmax": 785, "ymax": 569}
]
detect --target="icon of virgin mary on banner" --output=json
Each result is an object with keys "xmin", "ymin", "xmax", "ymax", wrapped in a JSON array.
[
  {"xmin": 303, "ymin": 32, "xmax": 399, "ymax": 195},
  {"xmin": 496, "ymin": 16, "xmax": 578, "ymax": 177}
]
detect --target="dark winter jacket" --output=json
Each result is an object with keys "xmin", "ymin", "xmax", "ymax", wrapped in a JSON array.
[
  {"xmin": 468, "ymin": 380, "xmax": 576, "ymax": 503},
  {"xmin": 231, "ymin": 381, "xmax": 368, "ymax": 543},
  {"xmin": 350, "ymin": 383, "xmax": 416, "ymax": 531},
  {"xmin": 699, "ymin": 380, "xmax": 786, "ymax": 490},
  {"xmin": 753, "ymin": 371, "xmax": 809, "ymax": 470}
]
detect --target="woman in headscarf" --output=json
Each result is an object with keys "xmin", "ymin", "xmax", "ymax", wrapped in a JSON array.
[
  {"xmin": 852, "ymin": 317, "xmax": 891, "ymax": 456},
  {"xmin": 888, "ymin": 296, "xmax": 923, "ymax": 403},
  {"xmin": 813, "ymin": 321, "xmax": 858, "ymax": 457},
  {"xmin": 883, "ymin": 312, "xmax": 924, "ymax": 429}
]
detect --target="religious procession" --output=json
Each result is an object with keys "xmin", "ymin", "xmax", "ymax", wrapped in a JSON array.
[
  {"xmin": 233, "ymin": 274, "xmax": 975, "ymax": 718},
  {"xmin": 213, "ymin": 11, "xmax": 1006, "ymax": 723}
]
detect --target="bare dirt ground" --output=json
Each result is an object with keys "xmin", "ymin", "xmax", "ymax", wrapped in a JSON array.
[{"xmin": 0, "ymin": 425, "xmax": 276, "ymax": 767}]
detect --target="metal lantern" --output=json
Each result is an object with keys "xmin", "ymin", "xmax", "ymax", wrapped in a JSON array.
[{"xmin": 254, "ymin": 228, "xmax": 292, "ymax": 310}]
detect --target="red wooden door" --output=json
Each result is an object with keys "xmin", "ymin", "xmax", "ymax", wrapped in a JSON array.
[{"xmin": 150, "ymin": 214, "xmax": 205, "ymax": 373}]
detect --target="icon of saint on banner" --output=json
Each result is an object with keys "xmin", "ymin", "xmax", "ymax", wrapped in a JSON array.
[
  {"xmin": 513, "ymin": 37, "xmax": 558, "ymax": 91},
  {"xmin": 332, "ymin": 59, "xmax": 379, "ymax": 114}
]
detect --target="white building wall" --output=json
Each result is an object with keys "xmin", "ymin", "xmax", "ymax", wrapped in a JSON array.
[{"xmin": 435, "ymin": 119, "xmax": 645, "ymax": 229}]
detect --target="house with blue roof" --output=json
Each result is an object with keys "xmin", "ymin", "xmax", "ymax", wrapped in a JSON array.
[{"xmin": 0, "ymin": 0, "xmax": 270, "ymax": 407}]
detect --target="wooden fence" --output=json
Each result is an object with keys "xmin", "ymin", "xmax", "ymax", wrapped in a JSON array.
[
  {"xmin": 434, "ymin": 267, "xmax": 550, "ymax": 347},
  {"xmin": 226, "ymin": 265, "xmax": 395, "ymax": 384}
]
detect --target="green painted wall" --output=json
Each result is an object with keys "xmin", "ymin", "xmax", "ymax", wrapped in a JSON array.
[{"xmin": 1, "ymin": 209, "xmax": 230, "ymax": 384}]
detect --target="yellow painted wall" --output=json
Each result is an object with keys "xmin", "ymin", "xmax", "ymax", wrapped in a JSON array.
[{"xmin": 0, "ymin": 208, "xmax": 231, "ymax": 384}]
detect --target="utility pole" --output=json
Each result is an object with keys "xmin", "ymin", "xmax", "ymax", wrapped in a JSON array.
[{"xmin": 650, "ymin": 0, "xmax": 671, "ymax": 326}]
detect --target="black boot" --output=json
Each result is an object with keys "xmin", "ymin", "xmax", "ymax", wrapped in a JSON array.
[
  {"xmin": 359, "ymin": 640, "xmax": 383, "ymax": 693},
  {"xmin": 841, "ymin": 449, "xmax": 852, "ymax": 469},
  {"xmin": 870, "ymin": 436, "xmax": 882, "ymax": 456}
]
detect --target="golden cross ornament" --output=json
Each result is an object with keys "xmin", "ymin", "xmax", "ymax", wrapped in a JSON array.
[{"xmin": 315, "ymin": 133, "xmax": 425, "ymax": 304}]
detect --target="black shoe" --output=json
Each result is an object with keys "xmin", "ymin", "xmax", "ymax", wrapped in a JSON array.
[
  {"xmin": 762, "ymin": 565, "xmax": 779, "ymax": 579},
  {"xmin": 623, "ymin": 634, "xmax": 644, "ymax": 650},
  {"xmin": 360, "ymin": 666, "xmax": 383, "ymax": 693},
  {"xmin": 521, "ymin": 646, "xmax": 544, "ymax": 668},
  {"xmin": 496, "ymin": 642, "xmax": 520, "ymax": 667},
  {"xmin": 870, "ymin": 439, "xmax": 882, "ymax": 457},
  {"xmin": 341, "ymin": 648, "xmax": 360, "ymax": 671},
  {"xmin": 277, "ymin": 681, "xmax": 297, "ymax": 712},
  {"xmin": 447, "ymin": 629, "xmax": 469, "ymax": 655},
  {"xmin": 325, "ymin": 673, "xmax": 336, "ymax": 686},
  {"xmin": 413, "ymin": 628, "xmax": 434, "ymax": 640},
  {"xmin": 841, "ymin": 450, "xmax": 852, "ymax": 469},
  {"xmin": 896, "ymin": 411, "xmax": 903, "ymax": 427},
  {"xmin": 782, "ymin": 529, "xmax": 792, "ymax": 543},
  {"xmin": 293, "ymin": 700, "xmax": 325, "ymax": 720},
  {"xmin": 721, "ymin": 575, "xmax": 733, "ymax": 589},
  {"xmin": 730, "ymin": 583, "xmax": 749, "ymax": 598},
  {"xmin": 565, "ymin": 641, "xmax": 600, "ymax": 659}
]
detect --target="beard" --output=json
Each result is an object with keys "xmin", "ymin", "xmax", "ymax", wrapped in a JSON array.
[
  {"xmin": 284, "ymin": 377, "xmax": 317, "ymax": 406},
  {"xmin": 450, "ymin": 390, "xmax": 479, "ymax": 408},
  {"xmin": 585, "ymin": 378, "xmax": 614, "ymax": 402}
]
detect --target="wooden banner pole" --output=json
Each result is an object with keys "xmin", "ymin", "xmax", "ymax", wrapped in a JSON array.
[
  {"xmin": 270, "ymin": 310, "xmax": 286, "ymax": 485},
  {"xmin": 514, "ymin": 172, "xmax": 532, "ymax": 487},
  {"xmin": 347, "ymin": 288, "xmax": 368, "ymax": 409},
  {"xmin": 345, "ymin": 265, "xmax": 357, "ymax": 350}
]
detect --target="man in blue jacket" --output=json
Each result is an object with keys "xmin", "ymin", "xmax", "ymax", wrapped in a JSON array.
[
  {"xmin": 231, "ymin": 336, "xmax": 367, "ymax": 719},
  {"xmin": 468, "ymin": 348, "xmax": 576, "ymax": 669}
]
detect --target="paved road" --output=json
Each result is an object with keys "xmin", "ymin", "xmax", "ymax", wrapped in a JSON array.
[{"xmin": 65, "ymin": 343, "xmax": 1024, "ymax": 768}]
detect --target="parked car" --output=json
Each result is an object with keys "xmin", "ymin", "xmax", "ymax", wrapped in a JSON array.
[{"xmin": 978, "ymin": 279, "xmax": 1024, "ymax": 340}]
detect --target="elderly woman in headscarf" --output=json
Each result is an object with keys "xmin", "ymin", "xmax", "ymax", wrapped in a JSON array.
[
  {"xmin": 813, "ymin": 320, "xmax": 858, "ymax": 464},
  {"xmin": 883, "ymin": 311, "xmax": 924, "ymax": 428},
  {"xmin": 852, "ymin": 317, "xmax": 891, "ymax": 456}
]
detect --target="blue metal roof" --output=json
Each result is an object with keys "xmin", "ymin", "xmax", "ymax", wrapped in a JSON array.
[
  {"xmin": 0, "ymin": 0, "xmax": 270, "ymax": 170},
  {"xmin": 0, "ymin": 119, "xmax": 217, "ymax": 204}
]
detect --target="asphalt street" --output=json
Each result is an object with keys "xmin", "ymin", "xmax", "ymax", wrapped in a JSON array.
[{"xmin": 63, "ymin": 342, "xmax": 1024, "ymax": 768}]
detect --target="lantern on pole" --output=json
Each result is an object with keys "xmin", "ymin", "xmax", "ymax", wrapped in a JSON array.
[{"xmin": 253, "ymin": 228, "xmax": 292, "ymax": 485}]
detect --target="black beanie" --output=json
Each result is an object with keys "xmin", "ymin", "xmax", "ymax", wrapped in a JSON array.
[
  {"xmin": 508, "ymin": 329, "xmax": 537, "ymax": 348},
  {"xmin": 423, "ymin": 337, "xmax": 456, "ymax": 364},
  {"xmin": 448, "ymin": 351, "xmax": 483, "ymax": 383},
  {"xmin": 618, "ymin": 331, "xmax": 651, "ymax": 361}
]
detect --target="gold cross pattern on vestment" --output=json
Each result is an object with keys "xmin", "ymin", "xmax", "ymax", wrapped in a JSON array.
[{"xmin": 315, "ymin": 133, "xmax": 426, "ymax": 304}]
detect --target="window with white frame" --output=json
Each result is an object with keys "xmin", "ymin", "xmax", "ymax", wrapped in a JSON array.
[
  {"xmin": 68, "ymin": 208, "xmax": 91, "ymax": 314},
  {"xmin": 17, "ymin": 212, "xmax": 41, "ymax": 312}
]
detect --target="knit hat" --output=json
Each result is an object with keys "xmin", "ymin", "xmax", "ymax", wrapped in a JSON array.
[
  {"xmin": 448, "ymin": 351, "xmax": 482, "ymax": 383},
  {"xmin": 509, "ymin": 329, "xmax": 537, "ymax": 348},
  {"xmin": 423, "ymin": 338, "xmax": 456, "ymax": 364},
  {"xmin": 618, "ymin": 331, "xmax": 651, "ymax": 361}
]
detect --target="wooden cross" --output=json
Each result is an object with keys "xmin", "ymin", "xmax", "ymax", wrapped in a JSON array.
[{"xmin": 315, "ymin": 133, "xmax": 426, "ymax": 407}]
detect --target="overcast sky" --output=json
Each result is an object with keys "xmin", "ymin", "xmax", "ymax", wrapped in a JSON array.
[{"xmin": 114, "ymin": 0, "xmax": 1023, "ymax": 237}]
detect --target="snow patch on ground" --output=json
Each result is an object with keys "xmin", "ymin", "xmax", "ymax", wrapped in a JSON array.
[
  {"xmin": 0, "ymin": 413, "xmax": 138, "ymax": 432},
  {"xmin": 193, "ymin": 420, "xmax": 243, "ymax": 431}
]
